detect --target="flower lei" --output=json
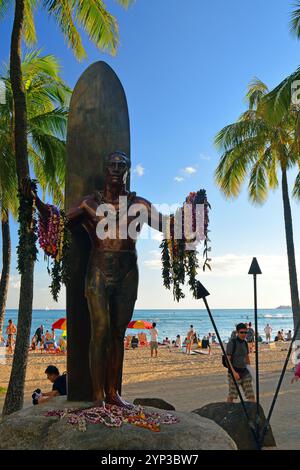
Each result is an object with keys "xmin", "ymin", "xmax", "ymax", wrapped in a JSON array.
[
  {"xmin": 37, "ymin": 204, "xmax": 71, "ymax": 301},
  {"xmin": 160, "ymin": 189, "xmax": 211, "ymax": 302},
  {"xmin": 45, "ymin": 404, "xmax": 179, "ymax": 433}
]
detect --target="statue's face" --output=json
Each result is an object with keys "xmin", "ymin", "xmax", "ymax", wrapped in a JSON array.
[{"xmin": 106, "ymin": 153, "xmax": 129, "ymax": 185}]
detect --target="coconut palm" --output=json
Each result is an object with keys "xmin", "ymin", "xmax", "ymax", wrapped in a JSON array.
[
  {"xmin": 215, "ymin": 78, "xmax": 300, "ymax": 337},
  {"xmin": 0, "ymin": 50, "xmax": 70, "ymax": 416},
  {"xmin": 0, "ymin": 0, "xmax": 134, "ymax": 416}
]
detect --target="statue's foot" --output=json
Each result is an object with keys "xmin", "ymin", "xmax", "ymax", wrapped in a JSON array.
[
  {"xmin": 105, "ymin": 393, "xmax": 134, "ymax": 409},
  {"xmin": 93, "ymin": 399, "xmax": 105, "ymax": 408}
]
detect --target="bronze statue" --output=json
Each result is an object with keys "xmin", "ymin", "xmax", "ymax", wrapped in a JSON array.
[{"xmin": 26, "ymin": 151, "xmax": 165, "ymax": 407}]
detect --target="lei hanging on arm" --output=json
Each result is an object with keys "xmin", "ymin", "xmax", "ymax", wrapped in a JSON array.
[
  {"xmin": 160, "ymin": 189, "xmax": 211, "ymax": 302},
  {"xmin": 37, "ymin": 204, "xmax": 71, "ymax": 301}
]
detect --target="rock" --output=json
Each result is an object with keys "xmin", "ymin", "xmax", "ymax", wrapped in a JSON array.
[
  {"xmin": 193, "ymin": 402, "xmax": 276, "ymax": 450},
  {"xmin": 133, "ymin": 398, "xmax": 175, "ymax": 411},
  {"xmin": 0, "ymin": 396, "xmax": 236, "ymax": 450}
]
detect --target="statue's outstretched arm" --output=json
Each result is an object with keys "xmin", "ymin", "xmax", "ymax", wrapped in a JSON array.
[{"xmin": 135, "ymin": 196, "xmax": 169, "ymax": 233}]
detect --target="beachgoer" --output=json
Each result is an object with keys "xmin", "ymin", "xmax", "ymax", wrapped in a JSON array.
[
  {"xmin": 35, "ymin": 365, "xmax": 67, "ymax": 404},
  {"xmin": 150, "ymin": 322, "xmax": 158, "ymax": 358},
  {"xmin": 163, "ymin": 337, "xmax": 170, "ymax": 345},
  {"xmin": 212, "ymin": 333, "xmax": 217, "ymax": 344},
  {"xmin": 225, "ymin": 323, "xmax": 255, "ymax": 403},
  {"xmin": 175, "ymin": 335, "xmax": 182, "ymax": 348},
  {"xmin": 0, "ymin": 331, "xmax": 5, "ymax": 347},
  {"xmin": 35, "ymin": 325, "xmax": 44, "ymax": 347},
  {"xmin": 291, "ymin": 362, "xmax": 300, "ymax": 384},
  {"xmin": 201, "ymin": 336, "xmax": 211, "ymax": 355},
  {"xmin": 5, "ymin": 319, "xmax": 17, "ymax": 354},
  {"xmin": 264, "ymin": 324, "xmax": 272, "ymax": 342},
  {"xmin": 131, "ymin": 336, "xmax": 139, "ymax": 349},
  {"xmin": 286, "ymin": 330, "xmax": 292, "ymax": 341},
  {"xmin": 186, "ymin": 325, "xmax": 194, "ymax": 355},
  {"xmin": 31, "ymin": 336, "xmax": 36, "ymax": 351},
  {"xmin": 246, "ymin": 322, "xmax": 255, "ymax": 353}
]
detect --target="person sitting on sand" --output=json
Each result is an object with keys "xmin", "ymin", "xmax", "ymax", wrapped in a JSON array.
[
  {"xmin": 131, "ymin": 335, "xmax": 139, "ymax": 349},
  {"xmin": 35, "ymin": 365, "xmax": 67, "ymax": 404},
  {"xmin": 163, "ymin": 337, "xmax": 170, "ymax": 345},
  {"xmin": 175, "ymin": 334, "xmax": 182, "ymax": 348}
]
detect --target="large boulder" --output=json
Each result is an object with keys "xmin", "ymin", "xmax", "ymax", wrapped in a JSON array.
[
  {"xmin": 0, "ymin": 397, "xmax": 236, "ymax": 450},
  {"xmin": 193, "ymin": 402, "xmax": 276, "ymax": 450},
  {"xmin": 133, "ymin": 398, "xmax": 175, "ymax": 411}
]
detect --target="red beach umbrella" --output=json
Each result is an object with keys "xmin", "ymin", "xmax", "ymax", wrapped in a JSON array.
[
  {"xmin": 52, "ymin": 318, "xmax": 67, "ymax": 330},
  {"xmin": 127, "ymin": 320, "xmax": 152, "ymax": 330}
]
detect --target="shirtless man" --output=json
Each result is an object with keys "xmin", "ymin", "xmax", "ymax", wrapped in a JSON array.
[
  {"xmin": 23, "ymin": 152, "xmax": 168, "ymax": 407},
  {"xmin": 6, "ymin": 319, "xmax": 17, "ymax": 354}
]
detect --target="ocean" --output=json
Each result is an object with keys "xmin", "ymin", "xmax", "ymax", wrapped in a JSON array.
[{"xmin": 3, "ymin": 308, "xmax": 294, "ymax": 342}]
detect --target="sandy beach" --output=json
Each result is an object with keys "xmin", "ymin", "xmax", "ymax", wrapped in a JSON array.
[{"xmin": 0, "ymin": 343, "xmax": 299, "ymax": 449}]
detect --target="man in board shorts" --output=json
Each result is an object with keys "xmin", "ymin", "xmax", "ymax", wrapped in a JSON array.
[{"xmin": 150, "ymin": 322, "xmax": 158, "ymax": 358}]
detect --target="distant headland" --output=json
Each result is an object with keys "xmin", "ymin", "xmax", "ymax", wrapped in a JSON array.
[{"xmin": 276, "ymin": 305, "xmax": 291, "ymax": 310}]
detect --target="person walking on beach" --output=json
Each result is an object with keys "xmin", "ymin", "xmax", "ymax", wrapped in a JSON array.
[
  {"xmin": 150, "ymin": 322, "xmax": 158, "ymax": 358},
  {"xmin": 291, "ymin": 361, "xmax": 300, "ymax": 384},
  {"xmin": 264, "ymin": 324, "xmax": 272, "ymax": 342},
  {"xmin": 35, "ymin": 325, "xmax": 44, "ymax": 347},
  {"xmin": 225, "ymin": 323, "xmax": 255, "ymax": 403},
  {"xmin": 5, "ymin": 319, "xmax": 17, "ymax": 354}
]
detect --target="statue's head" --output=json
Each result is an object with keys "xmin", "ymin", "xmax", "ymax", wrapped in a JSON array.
[{"xmin": 105, "ymin": 151, "xmax": 130, "ymax": 186}]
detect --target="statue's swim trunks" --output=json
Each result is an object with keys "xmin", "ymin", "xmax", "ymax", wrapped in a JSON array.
[{"xmin": 85, "ymin": 250, "xmax": 138, "ymax": 299}]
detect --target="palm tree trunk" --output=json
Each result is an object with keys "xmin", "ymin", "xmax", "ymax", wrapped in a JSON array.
[
  {"xmin": 0, "ymin": 209, "xmax": 11, "ymax": 333},
  {"xmin": 281, "ymin": 167, "xmax": 300, "ymax": 339},
  {"xmin": 2, "ymin": 0, "xmax": 35, "ymax": 417}
]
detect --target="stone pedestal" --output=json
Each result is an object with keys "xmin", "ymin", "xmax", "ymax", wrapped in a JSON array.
[{"xmin": 0, "ymin": 397, "xmax": 236, "ymax": 450}]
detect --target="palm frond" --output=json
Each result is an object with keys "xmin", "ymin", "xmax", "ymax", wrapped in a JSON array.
[
  {"xmin": 75, "ymin": 0, "xmax": 119, "ymax": 57},
  {"xmin": 23, "ymin": 0, "xmax": 38, "ymax": 45},
  {"xmin": 246, "ymin": 77, "xmax": 269, "ymax": 110},
  {"xmin": 248, "ymin": 157, "xmax": 269, "ymax": 204},
  {"xmin": 290, "ymin": 1, "xmax": 300, "ymax": 38}
]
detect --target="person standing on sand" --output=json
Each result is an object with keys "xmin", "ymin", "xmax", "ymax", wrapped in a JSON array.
[
  {"xmin": 225, "ymin": 323, "xmax": 255, "ymax": 403},
  {"xmin": 291, "ymin": 362, "xmax": 300, "ymax": 384},
  {"xmin": 264, "ymin": 324, "xmax": 272, "ymax": 342},
  {"xmin": 246, "ymin": 322, "xmax": 255, "ymax": 353},
  {"xmin": 186, "ymin": 325, "xmax": 194, "ymax": 355},
  {"xmin": 150, "ymin": 322, "xmax": 159, "ymax": 358},
  {"xmin": 5, "ymin": 319, "xmax": 17, "ymax": 354},
  {"xmin": 35, "ymin": 325, "xmax": 44, "ymax": 347}
]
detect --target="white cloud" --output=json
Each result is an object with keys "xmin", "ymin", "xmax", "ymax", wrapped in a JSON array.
[
  {"xmin": 199, "ymin": 153, "xmax": 211, "ymax": 161},
  {"xmin": 133, "ymin": 164, "xmax": 145, "ymax": 177},
  {"xmin": 174, "ymin": 176, "xmax": 184, "ymax": 182},
  {"xmin": 144, "ymin": 250, "xmax": 161, "ymax": 270},
  {"xmin": 183, "ymin": 166, "xmax": 197, "ymax": 175}
]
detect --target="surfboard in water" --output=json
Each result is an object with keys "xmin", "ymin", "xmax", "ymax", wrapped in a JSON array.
[{"xmin": 65, "ymin": 61, "xmax": 130, "ymax": 401}]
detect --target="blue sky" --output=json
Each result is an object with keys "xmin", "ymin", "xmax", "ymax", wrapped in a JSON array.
[{"xmin": 1, "ymin": 0, "xmax": 300, "ymax": 309}]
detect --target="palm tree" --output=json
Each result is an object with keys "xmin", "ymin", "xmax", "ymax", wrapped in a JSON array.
[
  {"xmin": 0, "ymin": 0, "xmax": 134, "ymax": 416},
  {"xmin": 1, "ymin": 50, "xmax": 70, "ymax": 416},
  {"xmin": 215, "ymin": 78, "xmax": 300, "ymax": 337}
]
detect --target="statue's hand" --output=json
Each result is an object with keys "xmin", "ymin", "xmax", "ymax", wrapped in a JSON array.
[{"xmin": 21, "ymin": 177, "xmax": 36, "ymax": 200}]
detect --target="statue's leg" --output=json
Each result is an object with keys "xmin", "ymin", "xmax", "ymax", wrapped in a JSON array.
[
  {"xmin": 105, "ymin": 264, "xmax": 138, "ymax": 407},
  {"xmin": 85, "ymin": 267, "xmax": 110, "ymax": 404}
]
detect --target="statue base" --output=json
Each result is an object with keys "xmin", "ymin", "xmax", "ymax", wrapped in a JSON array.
[{"xmin": 0, "ymin": 396, "xmax": 236, "ymax": 450}]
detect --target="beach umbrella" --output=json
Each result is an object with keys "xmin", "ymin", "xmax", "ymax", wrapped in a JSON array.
[
  {"xmin": 52, "ymin": 318, "xmax": 66, "ymax": 330},
  {"xmin": 127, "ymin": 320, "xmax": 152, "ymax": 330}
]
